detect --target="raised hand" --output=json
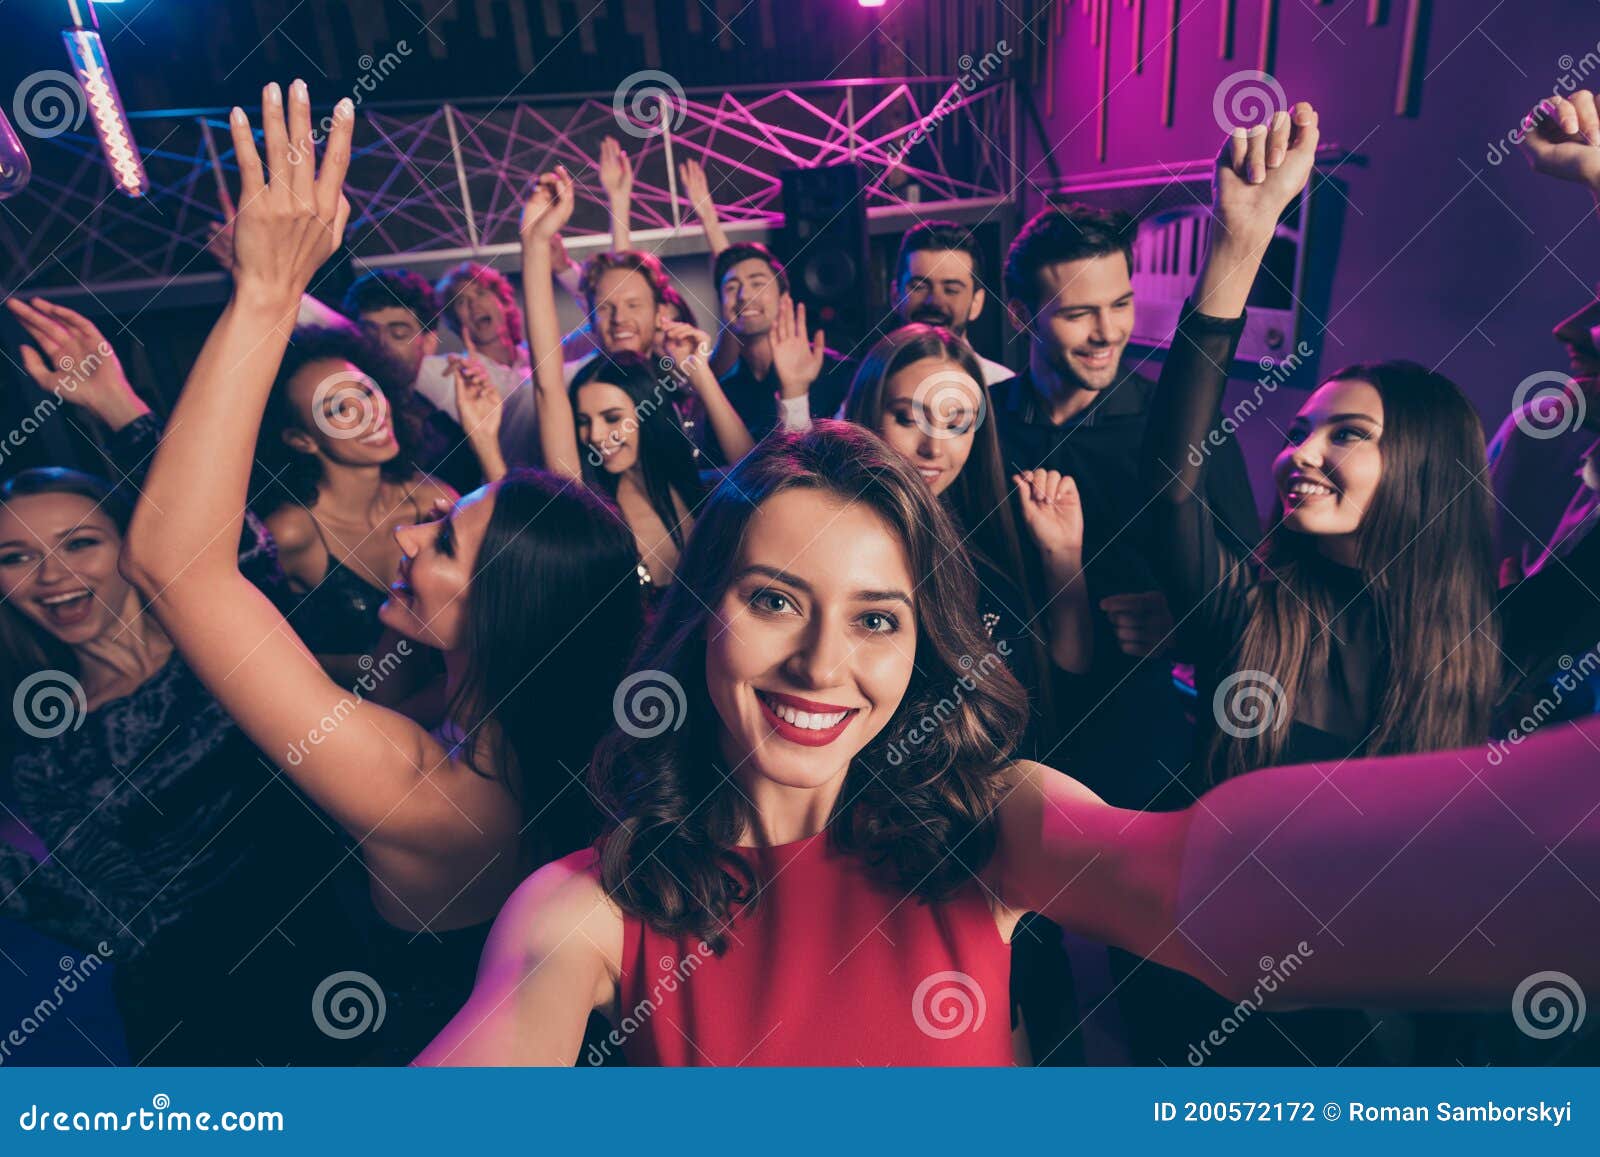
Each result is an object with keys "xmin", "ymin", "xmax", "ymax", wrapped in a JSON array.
[
  {"xmin": 521, "ymin": 167, "xmax": 576, "ymax": 243},
  {"xmin": 659, "ymin": 321, "xmax": 713, "ymax": 377},
  {"xmin": 1518, "ymin": 90, "xmax": 1600, "ymax": 193},
  {"xmin": 1013, "ymin": 469, "xmax": 1084, "ymax": 558},
  {"xmin": 204, "ymin": 218, "xmax": 237, "ymax": 273},
  {"xmin": 678, "ymin": 157, "xmax": 713, "ymax": 214},
  {"xmin": 226, "ymin": 80, "xmax": 352, "ymax": 307},
  {"xmin": 5, "ymin": 297, "xmax": 148, "ymax": 427},
  {"xmin": 770, "ymin": 295, "xmax": 826, "ymax": 398},
  {"xmin": 598, "ymin": 136, "xmax": 634, "ymax": 202},
  {"xmin": 1212, "ymin": 101, "xmax": 1319, "ymax": 246},
  {"xmin": 450, "ymin": 335, "xmax": 503, "ymax": 446}
]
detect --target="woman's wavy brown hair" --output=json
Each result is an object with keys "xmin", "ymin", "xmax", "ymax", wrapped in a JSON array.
[{"xmin": 590, "ymin": 421, "xmax": 1029, "ymax": 951}]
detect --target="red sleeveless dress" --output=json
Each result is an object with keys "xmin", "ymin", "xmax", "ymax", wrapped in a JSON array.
[{"xmin": 616, "ymin": 831, "xmax": 1015, "ymax": 1066}]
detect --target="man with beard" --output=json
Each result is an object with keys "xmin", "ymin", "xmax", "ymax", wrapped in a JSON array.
[
  {"xmin": 697, "ymin": 243, "xmax": 855, "ymax": 465},
  {"xmin": 1487, "ymin": 291, "xmax": 1600, "ymax": 581},
  {"xmin": 891, "ymin": 220, "xmax": 1011, "ymax": 383},
  {"xmin": 993, "ymin": 203, "xmax": 1260, "ymax": 809}
]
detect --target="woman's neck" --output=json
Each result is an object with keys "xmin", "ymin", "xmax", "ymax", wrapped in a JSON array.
[
  {"xmin": 1313, "ymin": 532, "xmax": 1361, "ymax": 570},
  {"xmin": 315, "ymin": 459, "xmax": 389, "ymax": 523},
  {"xmin": 74, "ymin": 592, "xmax": 174, "ymax": 704},
  {"xmin": 734, "ymin": 764, "xmax": 849, "ymax": 847}
]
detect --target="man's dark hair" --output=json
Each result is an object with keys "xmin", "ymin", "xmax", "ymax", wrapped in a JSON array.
[
  {"xmin": 713, "ymin": 242, "xmax": 789, "ymax": 296},
  {"xmin": 1003, "ymin": 203, "xmax": 1134, "ymax": 310},
  {"xmin": 340, "ymin": 270, "xmax": 442, "ymax": 331},
  {"xmin": 894, "ymin": 220, "xmax": 985, "ymax": 288}
]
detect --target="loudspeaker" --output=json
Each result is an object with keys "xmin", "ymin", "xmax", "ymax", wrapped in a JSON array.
[{"xmin": 778, "ymin": 162, "xmax": 870, "ymax": 349}]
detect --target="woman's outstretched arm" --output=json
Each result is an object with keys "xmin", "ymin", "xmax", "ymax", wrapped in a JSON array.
[
  {"xmin": 997, "ymin": 714, "xmax": 1600, "ymax": 1008},
  {"xmin": 120, "ymin": 83, "xmax": 489, "ymax": 851},
  {"xmin": 520, "ymin": 167, "xmax": 585, "ymax": 481}
]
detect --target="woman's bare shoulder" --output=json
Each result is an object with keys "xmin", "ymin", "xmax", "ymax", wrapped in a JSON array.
[{"xmin": 493, "ymin": 847, "xmax": 623, "ymax": 969}]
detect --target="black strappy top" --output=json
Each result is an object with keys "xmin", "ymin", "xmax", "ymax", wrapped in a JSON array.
[{"xmin": 284, "ymin": 498, "xmax": 421, "ymax": 657}]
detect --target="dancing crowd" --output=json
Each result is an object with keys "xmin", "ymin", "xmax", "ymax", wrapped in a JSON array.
[{"xmin": 3, "ymin": 78, "xmax": 1600, "ymax": 1068}]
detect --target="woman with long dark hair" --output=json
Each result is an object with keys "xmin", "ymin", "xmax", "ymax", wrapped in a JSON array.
[
  {"xmin": 522, "ymin": 166, "xmax": 754, "ymax": 591},
  {"xmin": 419, "ymin": 413, "xmax": 1600, "ymax": 1067},
  {"xmin": 252, "ymin": 324, "xmax": 505, "ymax": 691},
  {"xmin": 118, "ymin": 83, "xmax": 645, "ymax": 1061},
  {"xmin": 839, "ymin": 323, "xmax": 1092, "ymax": 750},
  {"xmin": 1138, "ymin": 101, "xmax": 1509, "ymax": 785}
]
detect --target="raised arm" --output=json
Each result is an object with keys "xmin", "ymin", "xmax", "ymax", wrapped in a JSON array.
[
  {"xmin": 660, "ymin": 320, "xmax": 754, "ymax": 464},
  {"xmin": 1516, "ymin": 88, "xmax": 1600, "ymax": 219},
  {"xmin": 678, "ymin": 157, "xmax": 730, "ymax": 256},
  {"xmin": 598, "ymin": 136, "xmax": 634, "ymax": 253},
  {"xmin": 119, "ymin": 82, "xmax": 474, "ymax": 850},
  {"xmin": 1012, "ymin": 469, "xmax": 1093, "ymax": 673},
  {"xmin": 1141, "ymin": 102, "xmax": 1318, "ymax": 627},
  {"xmin": 7, "ymin": 297, "xmax": 150, "ymax": 432},
  {"xmin": 997, "ymin": 713, "xmax": 1600, "ymax": 1009},
  {"xmin": 520, "ymin": 167, "xmax": 584, "ymax": 481},
  {"xmin": 414, "ymin": 849, "xmax": 618, "ymax": 1066}
]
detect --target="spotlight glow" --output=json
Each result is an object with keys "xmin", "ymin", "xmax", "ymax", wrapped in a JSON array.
[{"xmin": 859, "ymin": 0, "xmax": 887, "ymax": 7}]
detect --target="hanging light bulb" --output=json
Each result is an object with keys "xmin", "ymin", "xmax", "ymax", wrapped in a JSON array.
[
  {"xmin": 62, "ymin": 0, "xmax": 147, "ymax": 197},
  {"xmin": 0, "ymin": 108, "xmax": 32, "ymax": 200}
]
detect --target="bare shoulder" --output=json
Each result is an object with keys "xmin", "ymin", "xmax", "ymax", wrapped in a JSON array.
[
  {"xmin": 263, "ymin": 503, "xmax": 320, "ymax": 554},
  {"xmin": 995, "ymin": 759, "xmax": 1105, "ymax": 814},
  {"xmin": 489, "ymin": 847, "xmax": 623, "ymax": 976}
]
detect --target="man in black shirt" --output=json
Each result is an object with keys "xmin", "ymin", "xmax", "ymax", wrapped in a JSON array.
[
  {"xmin": 694, "ymin": 243, "xmax": 854, "ymax": 465},
  {"xmin": 994, "ymin": 204, "xmax": 1261, "ymax": 808}
]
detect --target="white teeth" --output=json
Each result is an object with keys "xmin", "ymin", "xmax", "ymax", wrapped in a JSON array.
[
  {"xmin": 764, "ymin": 695, "xmax": 849, "ymax": 730},
  {"xmin": 40, "ymin": 591, "xmax": 90, "ymax": 605},
  {"xmin": 1289, "ymin": 480, "xmax": 1334, "ymax": 497}
]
